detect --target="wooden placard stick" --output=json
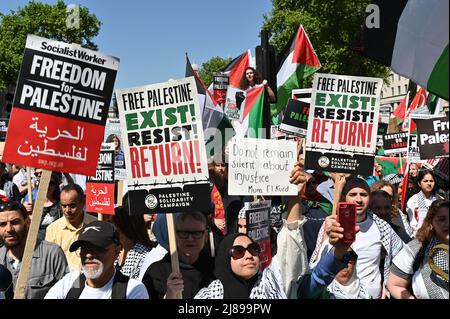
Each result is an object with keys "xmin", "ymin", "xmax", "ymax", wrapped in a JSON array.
[
  {"xmin": 166, "ymin": 213, "xmax": 181, "ymax": 299},
  {"xmin": 13, "ymin": 169, "xmax": 51, "ymax": 299},
  {"xmin": 399, "ymin": 154, "xmax": 404, "ymax": 175},
  {"xmin": 26, "ymin": 167, "xmax": 32, "ymax": 204},
  {"xmin": 117, "ymin": 180, "xmax": 123, "ymax": 206}
]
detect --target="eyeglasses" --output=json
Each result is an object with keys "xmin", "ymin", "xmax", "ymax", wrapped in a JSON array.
[
  {"xmin": 176, "ymin": 230, "xmax": 206, "ymax": 239},
  {"xmin": 229, "ymin": 242, "xmax": 261, "ymax": 260},
  {"xmin": 0, "ymin": 201, "xmax": 22, "ymax": 212}
]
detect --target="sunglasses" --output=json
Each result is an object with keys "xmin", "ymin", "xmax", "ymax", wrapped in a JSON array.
[
  {"xmin": 0, "ymin": 200, "xmax": 22, "ymax": 212},
  {"xmin": 229, "ymin": 242, "xmax": 261, "ymax": 260},
  {"xmin": 176, "ymin": 230, "xmax": 206, "ymax": 239}
]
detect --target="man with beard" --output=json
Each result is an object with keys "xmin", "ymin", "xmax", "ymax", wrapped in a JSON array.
[
  {"xmin": 45, "ymin": 221, "xmax": 148, "ymax": 299},
  {"xmin": 0, "ymin": 199, "xmax": 68, "ymax": 298}
]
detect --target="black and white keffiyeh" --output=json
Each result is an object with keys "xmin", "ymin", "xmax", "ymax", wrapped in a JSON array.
[{"xmin": 119, "ymin": 242, "xmax": 152, "ymax": 279}]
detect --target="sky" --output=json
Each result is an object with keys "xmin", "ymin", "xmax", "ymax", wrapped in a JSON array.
[{"xmin": 0, "ymin": 0, "xmax": 273, "ymax": 90}]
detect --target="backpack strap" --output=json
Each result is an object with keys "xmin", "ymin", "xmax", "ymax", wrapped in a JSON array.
[
  {"xmin": 65, "ymin": 271, "xmax": 129, "ymax": 299},
  {"xmin": 111, "ymin": 270, "xmax": 129, "ymax": 299},
  {"xmin": 65, "ymin": 273, "xmax": 86, "ymax": 299}
]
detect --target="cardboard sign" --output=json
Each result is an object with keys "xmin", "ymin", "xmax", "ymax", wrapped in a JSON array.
[
  {"xmin": 245, "ymin": 200, "xmax": 272, "ymax": 270},
  {"xmin": 2, "ymin": 35, "xmax": 119, "ymax": 175},
  {"xmin": 104, "ymin": 118, "xmax": 126, "ymax": 180},
  {"xmin": 382, "ymin": 132, "xmax": 408, "ymax": 154},
  {"xmin": 228, "ymin": 137, "xmax": 297, "ymax": 196},
  {"xmin": 213, "ymin": 74, "xmax": 229, "ymax": 105},
  {"xmin": 86, "ymin": 144, "xmax": 115, "ymax": 215},
  {"xmin": 415, "ymin": 116, "xmax": 449, "ymax": 159},
  {"xmin": 224, "ymin": 86, "xmax": 246, "ymax": 121},
  {"xmin": 305, "ymin": 73, "xmax": 382, "ymax": 176},
  {"xmin": 0, "ymin": 118, "xmax": 7, "ymax": 142},
  {"xmin": 279, "ymin": 99, "xmax": 310, "ymax": 137},
  {"xmin": 116, "ymin": 77, "xmax": 210, "ymax": 214}
]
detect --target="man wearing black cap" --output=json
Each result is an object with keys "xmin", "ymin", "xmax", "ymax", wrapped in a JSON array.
[
  {"xmin": 45, "ymin": 221, "xmax": 149, "ymax": 299},
  {"xmin": 310, "ymin": 177, "xmax": 404, "ymax": 299}
]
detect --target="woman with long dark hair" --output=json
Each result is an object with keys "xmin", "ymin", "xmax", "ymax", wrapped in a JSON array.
[
  {"xmin": 406, "ymin": 170, "xmax": 439, "ymax": 235},
  {"xmin": 388, "ymin": 199, "xmax": 448, "ymax": 299}
]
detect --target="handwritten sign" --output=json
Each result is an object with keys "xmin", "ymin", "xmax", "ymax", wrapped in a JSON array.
[
  {"xmin": 116, "ymin": 77, "xmax": 210, "ymax": 214},
  {"xmin": 228, "ymin": 137, "xmax": 297, "ymax": 196},
  {"xmin": 86, "ymin": 143, "xmax": 115, "ymax": 215},
  {"xmin": 305, "ymin": 73, "xmax": 382, "ymax": 176},
  {"xmin": 2, "ymin": 35, "xmax": 119, "ymax": 175}
]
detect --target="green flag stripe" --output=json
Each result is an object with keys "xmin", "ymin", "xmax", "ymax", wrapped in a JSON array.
[
  {"xmin": 270, "ymin": 64, "xmax": 320, "ymax": 117},
  {"xmin": 427, "ymin": 45, "xmax": 449, "ymax": 100},
  {"xmin": 248, "ymin": 90, "xmax": 265, "ymax": 138}
]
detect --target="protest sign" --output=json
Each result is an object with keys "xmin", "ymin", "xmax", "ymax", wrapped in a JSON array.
[
  {"xmin": 245, "ymin": 200, "xmax": 272, "ymax": 270},
  {"xmin": 228, "ymin": 137, "xmax": 297, "ymax": 196},
  {"xmin": 279, "ymin": 99, "xmax": 310, "ymax": 137},
  {"xmin": 304, "ymin": 73, "xmax": 382, "ymax": 176},
  {"xmin": 0, "ymin": 118, "xmax": 7, "ymax": 141},
  {"xmin": 373, "ymin": 156, "xmax": 407, "ymax": 176},
  {"xmin": 382, "ymin": 132, "xmax": 408, "ymax": 154},
  {"xmin": 407, "ymin": 114, "xmax": 436, "ymax": 162},
  {"xmin": 376, "ymin": 122, "xmax": 389, "ymax": 147},
  {"xmin": 423, "ymin": 158, "xmax": 449, "ymax": 181},
  {"xmin": 379, "ymin": 105, "xmax": 391, "ymax": 124},
  {"xmin": 2, "ymin": 35, "xmax": 119, "ymax": 175},
  {"xmin": 116, "ymin": 77, "xmax": 210, "ymax": 214},
  {"xmin": 104, "ymin": 118, "xmax": 126, "ymax": 180},
  {"xmin": 86, "ymin": 143, "xmax": 115, "ymax": 215},
  {"xmin": 415, "ymin": 116, "xmax": 449, "ymax": 159},
  {"xmin": 213, "ymin": 74, "xmax": 229, "ymax": 105},
  {"xmin": 224, "ymin": 86, "xmax": 246, "ymax": 121},
  {"xmin": 291, "ymin": 88, "xmax": 312, "ymax": 102}
]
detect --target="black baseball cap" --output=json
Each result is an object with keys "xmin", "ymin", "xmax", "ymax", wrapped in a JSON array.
[{"xmin": 69, "ymin": 221, "xmax": 121, "ymax": 252}]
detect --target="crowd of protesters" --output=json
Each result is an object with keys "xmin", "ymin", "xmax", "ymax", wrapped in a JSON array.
[{"xmin": 0, "ymin": 149, "xmax": 448, "ymax": 299}]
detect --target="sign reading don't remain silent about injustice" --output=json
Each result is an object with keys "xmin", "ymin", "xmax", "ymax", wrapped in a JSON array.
[
  {"xmin": 228, "ymin": 137, "xmax": 297, "ymax": 196},
  {"xmin": 2, "ymin": 35, "xmax": 119, "ymax": 175},
  {"xmin": 304, "ymin": 73, "xmax": 382, "ymax": 176},
  {"xmin": 116, "ymin": 77, "xmax": 211, "ymax": 214}
]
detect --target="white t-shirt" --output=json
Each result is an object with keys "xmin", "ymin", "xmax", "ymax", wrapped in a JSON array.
[
  {"xmin": 392, "ymin": 244, "xmax": 431, "ymax": 299},
  {"xmin": 352, "ymin": 216, "xmax": 383, "ymax": 299},
  {"xmin": 44, "ymin": 270, "xmax": 149, "ymax": 299},
  {"xmin": 406, "ymin": 193, "xmax": 435, "ymax": 234}
]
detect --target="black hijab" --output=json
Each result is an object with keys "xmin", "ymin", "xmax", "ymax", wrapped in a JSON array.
[{"xmin": 214, "ymin": 233, "xmax": 259, "ymax": 299}]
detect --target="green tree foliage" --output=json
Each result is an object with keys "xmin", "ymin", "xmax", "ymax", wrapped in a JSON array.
[
  {"xmin": 0, "ymin": 0, "xmax": 101, "ymax": 90},
  {"xmin": 263, "ymin": 0, "xmax": 390, "ymax": 82},
  {"xmin": 198, "ymin": 56, "xmax": 232, "ymax": 87}
]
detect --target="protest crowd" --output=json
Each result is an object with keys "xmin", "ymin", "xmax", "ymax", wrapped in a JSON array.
[{"xmin": 0, "ymin": 3, "xmax": 448, "ymax": 301}]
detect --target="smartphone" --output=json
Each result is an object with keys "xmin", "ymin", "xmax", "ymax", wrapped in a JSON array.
[{"xmin": 337, "ymin": 202, "xmax": 356, "ymax": 244}]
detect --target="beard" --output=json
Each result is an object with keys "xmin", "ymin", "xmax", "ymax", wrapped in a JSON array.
[{"xmin": 82, "ymin": 259, "xmax": 105, "ymax": 280}]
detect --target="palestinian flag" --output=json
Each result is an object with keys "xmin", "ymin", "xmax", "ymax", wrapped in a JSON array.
[
  {"xmin": 402, "ymin": 87, "xmax": 427, "ymax": 131},
  {"xmin": 361, "ymin": 0, "xmax": 449, "ymax": 100},
  {"xmin": 223, "ymin": 50, "xmax": 252, "ymax": 88},
  {"xmin": 392, "ymin": 93, "xmax": 409, "ymax": 124},
  {"xmin": 271, "ymin": 24, "xmax": 321, "ymax": 117},
  {"xmin": 185, "ymin": 54, "xmax": 234, "ymax": 160},
  {"xmin": 237, "ymin": 85, "xmax": 265, "ymax": 138}
]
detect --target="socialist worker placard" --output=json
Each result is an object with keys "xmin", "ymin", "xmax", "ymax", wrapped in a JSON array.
[{"xmin": 2, "ymin": 35, "xmax": 119, "ymax": 175}]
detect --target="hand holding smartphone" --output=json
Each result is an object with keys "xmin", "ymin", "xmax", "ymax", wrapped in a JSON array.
[{"xmin": 337, "ymin": 202, "xmax": 356, "ymax": 244}]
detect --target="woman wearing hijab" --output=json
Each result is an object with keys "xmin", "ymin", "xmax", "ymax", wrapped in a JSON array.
[
  {"xmin": 194, "ymin": 228, "xmax": 354, "ymax": 299},
  {"xmin": 388, "ymin": 199, "xmax": 449, "ymax": 299}
]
